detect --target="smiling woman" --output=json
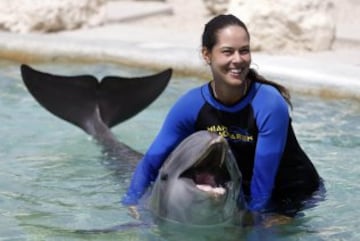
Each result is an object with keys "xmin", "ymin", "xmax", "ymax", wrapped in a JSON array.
[
  {"xmin": 201, "ymin": 23, "xmax": 251, "ymax": 104},
  {"xmin": 122, "ymin": 14, "xmax": 321, "ymax": 227}
]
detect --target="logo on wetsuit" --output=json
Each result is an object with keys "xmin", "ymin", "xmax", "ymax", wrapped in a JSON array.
[{"xmin": 206, "ymin": 125, "xmax": 254, "ymax": 143}]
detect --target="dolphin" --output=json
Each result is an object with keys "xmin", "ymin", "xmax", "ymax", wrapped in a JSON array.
[
  {"xmin": 20, "ymin": 64, "xmax": 244, "ymax": 227},
  {"xmin": 148, "ymin": 130, "xmax": 244, "ymax": 225}
]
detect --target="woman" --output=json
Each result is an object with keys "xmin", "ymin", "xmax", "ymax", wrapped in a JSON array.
[{"xmin": 122, "ymin": 14, "xmax": 321, "ymax": 226}]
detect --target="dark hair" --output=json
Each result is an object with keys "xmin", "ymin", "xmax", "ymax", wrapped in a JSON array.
[
  {"xmin": 202, "ymin": 14, "xmax": 250, "ymax": 50},
  {"xmin": 202, "ymin": 14, "xmax": 292, "ymax": 107}
]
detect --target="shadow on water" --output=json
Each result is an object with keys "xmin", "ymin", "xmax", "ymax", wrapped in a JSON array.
[{"xmin": 0, "ymin": 59, "xmax": 359, "ymax": 240}]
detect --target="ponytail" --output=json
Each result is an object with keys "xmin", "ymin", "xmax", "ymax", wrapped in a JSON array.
[{"xmin": 248, "ymin": 69, "xmax": 292, "ymax": 108}]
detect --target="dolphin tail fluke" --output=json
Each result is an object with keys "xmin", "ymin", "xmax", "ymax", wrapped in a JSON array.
[{"xmin": 20, "ymin": 64, "xmax": 172, "ymax": 137}]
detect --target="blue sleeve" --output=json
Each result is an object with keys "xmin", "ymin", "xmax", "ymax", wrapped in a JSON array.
[
  {"xmin": 121, "ymin": 88, "xmax": 204, "ymax": 206},
  {"xmin": 248, "ymin": 86, "xmax": 290, "ymax": 211}
]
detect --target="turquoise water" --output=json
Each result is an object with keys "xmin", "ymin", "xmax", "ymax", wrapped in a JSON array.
[{"xmin": 0, "ymin": 60, "xmax": 359, "ymax": 240}]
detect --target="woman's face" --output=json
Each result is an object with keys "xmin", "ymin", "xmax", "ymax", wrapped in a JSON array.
[{"xmin": 202, "ymin": 25, "xmax": 251, "ymax": 88}]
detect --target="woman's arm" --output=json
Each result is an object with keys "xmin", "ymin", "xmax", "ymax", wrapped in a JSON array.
[
  {"xmin": 121, "ymin": 88, "xmax": 203, "ymax": 206},
  {"xmin": 248, "ymin": 86, "xmax": 290, "ymax": 211}
]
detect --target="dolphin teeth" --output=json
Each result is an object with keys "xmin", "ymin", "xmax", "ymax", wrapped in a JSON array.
[{"xmin": 196, "ymin": 184, "xmax": 226, "ymax": 195}]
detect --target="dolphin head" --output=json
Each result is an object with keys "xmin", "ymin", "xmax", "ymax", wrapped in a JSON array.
[{"xmin": 148, "ymin": 131, "xmax": 243, "ymax": 226}]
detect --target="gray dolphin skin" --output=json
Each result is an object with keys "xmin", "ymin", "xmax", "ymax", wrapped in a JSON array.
[
  {"xmin": 148, "ymin": 130, "xmax": 243, "ymax": 225},
  {"xmin": 20, "ymin": 64, "xmax": 244, "ymax": 227}
]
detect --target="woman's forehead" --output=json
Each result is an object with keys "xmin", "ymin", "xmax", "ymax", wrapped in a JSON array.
[{"xmin": 215, "ymin": 26, "xmax": 250, "ymax": 47}]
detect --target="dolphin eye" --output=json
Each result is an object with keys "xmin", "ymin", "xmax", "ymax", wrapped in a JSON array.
[{"xmin": 160, "ymin": 173, "xmax": 168, "ymax": 181}]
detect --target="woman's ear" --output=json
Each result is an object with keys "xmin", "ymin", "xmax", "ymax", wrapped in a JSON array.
[{"xmin": 201, "ymin": 47, "xmax": 211, "ymax": 65}]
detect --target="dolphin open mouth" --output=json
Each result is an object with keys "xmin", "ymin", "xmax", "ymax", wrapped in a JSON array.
[
  {"xmin": 179, "ymin": 137, "xmax": 231, "ymax": 195},
  {"xmin": 150, "ymin": 131, "xmax": 241, "ymax": 225}
]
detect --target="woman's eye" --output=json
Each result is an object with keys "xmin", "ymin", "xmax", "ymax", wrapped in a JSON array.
[
  {"xmin": 222, "ymin": 49, "xmax": 232, "ymax": 55},
  {"xmin": 240, "ymin": 49, "xmax": 250, "ymax": 55}
]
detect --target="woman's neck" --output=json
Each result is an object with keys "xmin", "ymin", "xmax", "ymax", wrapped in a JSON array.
[{"xmin": 211, "ymin": 80, "xmax": 250, "ymax": 105}]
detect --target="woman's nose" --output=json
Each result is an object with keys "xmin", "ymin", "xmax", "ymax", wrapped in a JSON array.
[{"xmin": 232, "ymin": 51, "xmax": 243, "ymax": 63}]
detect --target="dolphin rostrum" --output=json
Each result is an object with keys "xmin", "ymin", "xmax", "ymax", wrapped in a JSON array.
[{"xmin": 20, "ymin": 64, "xmax": 244, "ymax": 226}]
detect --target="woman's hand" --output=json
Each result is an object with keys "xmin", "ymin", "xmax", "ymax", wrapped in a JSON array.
[
  {"xmin": 241, "ymin": 211, "xmax": 292, "ymax": 228},
  {"xmin": 262, "ymin": 214, "xmax": 293, "ymax": 228},
  {"xmin": 128, "ymin": 205, "xmax": 140, "ymax": 220}
]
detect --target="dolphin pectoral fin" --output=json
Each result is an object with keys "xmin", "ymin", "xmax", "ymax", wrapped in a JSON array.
[
  {"xmin": 20, "ymin": 64, "xmax": 99, "ymax": 133},
  {"xmin": 98, "ymin": 68, "xmax": 172, "ymax": 128},
  {"xmin": 20, "ymin": 64, "xmax": 172, "ymax": 133}
]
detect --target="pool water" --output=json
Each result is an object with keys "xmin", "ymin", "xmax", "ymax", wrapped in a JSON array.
[{"xmin": 0, "ymin": 60, "xmax": 359, "ymax": 241}]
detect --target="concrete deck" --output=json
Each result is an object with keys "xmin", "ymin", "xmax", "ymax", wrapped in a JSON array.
[{"xmin": 0, "ymin": 0, "xmax": 359, "ymax": 100}]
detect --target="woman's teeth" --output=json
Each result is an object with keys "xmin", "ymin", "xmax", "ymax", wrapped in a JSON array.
[{"xmin": 230, "ymin": 69, "xmax": 242, "ymax": 74}]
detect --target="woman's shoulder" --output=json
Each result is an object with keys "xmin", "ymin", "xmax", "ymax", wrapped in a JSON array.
[
  {"xmin": 166, "ymin": 84, "xmax": 207, "ymax": 117},
  {"xmin": 254, "ymin": 83, "xmax": 287, "ymax": 101},
  {"xmin": 165, "ymin": 84, "xmax": 207, "ymax": 128},
  {"xmin": 255, "ymin": 82, "xmax": 282, "ymax": 95},
  {"xmin": 252, "ymin": 82, "xmax": 289, "ymax": 112}
]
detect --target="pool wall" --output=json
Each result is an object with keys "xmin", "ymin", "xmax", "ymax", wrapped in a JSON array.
[{"xmin": 0, "ymin": 24, "xmax": 359, "ymax": 100}]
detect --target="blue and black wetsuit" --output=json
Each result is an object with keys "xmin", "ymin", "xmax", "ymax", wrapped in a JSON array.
[{"xmin": 122, "ymin": 81, "xmax": 320, "ymax": 212}]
